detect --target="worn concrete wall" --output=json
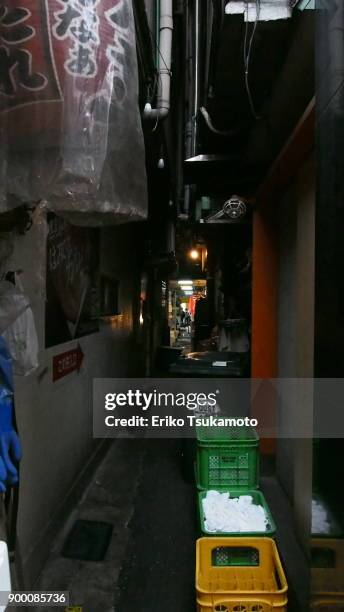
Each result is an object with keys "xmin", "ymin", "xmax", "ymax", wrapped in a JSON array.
[
  {"xmin": 6, "ymin": 219, "xmax": 143, "ymax": 586},
  {"xmin": 294, "ymin": 156, "xmax": 315, "ymax": 550},
  {"xmin": 276, "ymin": 155, "xmax": 315, "ymax": 517},
  {"xmin": 277, "ymin": 183, "xmax": 298, "ymax": 500}
]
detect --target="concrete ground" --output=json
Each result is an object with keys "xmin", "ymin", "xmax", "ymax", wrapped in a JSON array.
[
  {"xmin": 32, "ymin": 439, "xmax": 146, "ymax": 612},
  {"xmin": 114, "ymin": 439, "xmax": 197, "ymax": 612},
  {"xmin": 30, "ymin": 438, "xmax": 309, "ymax": 612},
  {"xmin": 173, "ymin": 328, "xmax": 192, "ymax": 354},
  {"xmin": 261, "ymin": 476, "xmax": 310, "ymax": 611},
  {"xmin": 32, "ymin": 438, "xmax": 196, "ymax": 612}
]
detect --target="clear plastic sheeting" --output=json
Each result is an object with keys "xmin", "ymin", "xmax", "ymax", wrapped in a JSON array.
[
  {"xmin": 0, "ymin": 0, "xmax": 147, "ymax": 225},
  {"xmin": 225, "ymin": 1, "xmax": 292, "ymax": 21}
]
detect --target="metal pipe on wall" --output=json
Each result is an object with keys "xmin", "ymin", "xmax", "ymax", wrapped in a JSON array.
[
  {"xmin": 192, "ymin": 0, "xmax": 200, "ymax": 156},
  {"xmin": 166, "ymin": 219, "xmax": 176, "ymax": 252},
  {"xmin": 183, "ymin": 0, "xmax": 192, "ymax": 215},
  {"xmin": 144, "ymin": 0, "xmax": 174, "ymax": 119},
  {"xmin": 183, "ymin": 0, "xmax": 201, "ymax": 216}
]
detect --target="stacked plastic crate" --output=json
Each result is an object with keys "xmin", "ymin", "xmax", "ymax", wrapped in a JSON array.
[
  {"xmin": 195, "ymin": 424, "xmax": 288, "ymax": 611},
  {"xmin": 311, "ymin": 538, "xmax": 344, "ymax": 610},
  {"xmin": 311, "ymin": 494, "xmax": 344, "ymax": 609}
]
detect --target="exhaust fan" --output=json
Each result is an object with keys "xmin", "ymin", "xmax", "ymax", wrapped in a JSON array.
[
  {"xmin": 203, "ymin": 196, "xmax": 250, "ymax": 223},
  {"xmin": 223, "ymin": 197, "xmax": 247, "ymax": 219}
]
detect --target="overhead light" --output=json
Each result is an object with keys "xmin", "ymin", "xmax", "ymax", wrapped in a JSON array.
[
  {"xmin": 189, "ymin": 249, "xmax": 199, "ymax": 260},
  {"xmin": 178, "ymin": 280, "xmax": 193, "ymax": 285},
  {"xmin": 184, "ymin": 291, "xmax": 193, "ymax": 296},
  {"xmin": 182, "ymin": 286, "xmax": 193, "ymax": 292}
]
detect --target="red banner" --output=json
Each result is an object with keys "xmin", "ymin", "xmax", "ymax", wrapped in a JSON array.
[
  {"xmin": 0, "ymin": 0, "xmax": 148, "ymax": 224},
  {"xmin": 0, "ymin": 0, "xmax": 130, "ymax": 139},
  {"xmin": 52, "ymin": 344, "xmax": 84, "ymax": 382}
]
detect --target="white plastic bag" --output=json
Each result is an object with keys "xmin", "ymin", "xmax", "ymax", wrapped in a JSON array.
[
  {"xmin": 0, "ymin": 278, "xmax": 39, "ymax": 376},
  {"xmin": 2, "ymin": 305, "xmax": 39, "ymax": 376},
  {"xmin": 0, "ymin": 281, "xmax": 29, "ymax": 335}
]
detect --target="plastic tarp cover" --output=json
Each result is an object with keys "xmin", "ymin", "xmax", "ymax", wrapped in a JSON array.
[
  {"xmin": 225, "ymin": 1, "xmax": 292, "ymax": 21},
  {"xmin": 0, "ymin": 0, "xmax": 147, "ymax": 225}
]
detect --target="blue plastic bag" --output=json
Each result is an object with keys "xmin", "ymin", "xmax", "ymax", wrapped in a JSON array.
[{"xmin": 0, "ymin": 337, "xmax": 22, "ymax": 490}]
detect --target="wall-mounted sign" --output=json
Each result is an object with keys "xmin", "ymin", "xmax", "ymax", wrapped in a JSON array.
[
  {"xmin": 46, "ymin": 214, "xmax": 99, "ymax": 348},
  {"xmin": 52, "ymin": 345, "xmax": 84, "ymax": 382}
]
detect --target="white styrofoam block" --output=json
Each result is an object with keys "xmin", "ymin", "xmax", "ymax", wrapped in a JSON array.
[
  {"xmin": 202, "ymin": 490, "xmax": 269, "ymax": 533},
  {"xmin": 312, "ymin": 499, "xmax": 331, "ymax": 534}
]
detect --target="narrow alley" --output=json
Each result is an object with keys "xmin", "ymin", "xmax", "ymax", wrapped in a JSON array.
[{"xmin": 0, "ymin": 1, "xmax": 343, "ymax": 612}]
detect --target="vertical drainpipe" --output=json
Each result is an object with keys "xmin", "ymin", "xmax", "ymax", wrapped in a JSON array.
[
  {"xmin": 143, "ymin": 0, "xmax": 173, "ymax": 119},
  {"xmin": 183, "ymin": 0, "xmax": 200, "ymax": 217},
  {"xmin": 183, "ymin": 0, "xmax": 192, "ymax": 215},
  {"xmin": 167, "ymin": 218, "xmax": 175, "ymax": 253},
  {"xmin": 184, "ymin": 126, "xmax": 192, "ymax": 215},
  {"xmin": 156, "ymin": 0, "xmax": 160, "ymax": 68},
  {"xmin": 192, "ymin": 0, "xmax": 200, "ymax": 158}
]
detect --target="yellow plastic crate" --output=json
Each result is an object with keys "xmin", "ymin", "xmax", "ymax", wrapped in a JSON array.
[
  {"xmin": 311, "ymin": 538, "xmax": 344, "ymax": 606},
  {"xmin": 196, "ymin": 537, "xmax": 288, "ymax": 611},
  {"xmin": 311, "ymin": 600, "xmax": 344, "ymax": 610}
]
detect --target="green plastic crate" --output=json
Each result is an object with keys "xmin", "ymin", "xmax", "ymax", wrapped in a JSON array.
[
  {"xmin": 198, "ymin": 489, "xmax": 276, "ymax": 537},
  {"xmin": 196, "ymin": 425, "xmax": 259, "ymax": 490}
]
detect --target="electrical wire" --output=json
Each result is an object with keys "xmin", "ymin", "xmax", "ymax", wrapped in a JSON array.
[
  {"xmin": 243, "ymin": 0, "xmax": 261, "ymax": 120},
  {"xmin": 151, "ymin": 114, "xmax": 160, "ymax": 132},
  {"xmin": 200, "ymin": 106, "xmax": 240, "ymax": 136},
  {"xmin": 147, "ymin": 70, "xmax": 160, "ymax": 105},
  {"xmin": 145, "ymin": 73, "xmax": 160, "ymax": 131},
  {"xmin": 147, "ymin": 24, "xmax": 172, "ymax": 78}
]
